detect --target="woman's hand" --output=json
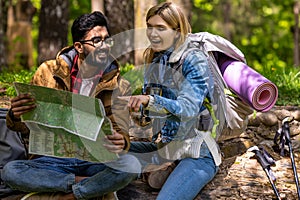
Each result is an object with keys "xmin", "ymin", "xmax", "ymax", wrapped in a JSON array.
[
  {"xmin": 119, "ymin": 95, "xmax": 150, "ymax": 112},
  {"xmin": 10, "ymin": 93, "xmax": 36, "ymax": 120},
  {"xmin": 103, "ymin": 130, "xmax": 126, "ymax": 153}
]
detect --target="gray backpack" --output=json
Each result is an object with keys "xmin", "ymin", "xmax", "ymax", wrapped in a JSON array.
[
  {"xmin": 169, "ymin": 32, "xmax": 254, "ymax": 142},
  {"xmin": 0, "ymin": 108, "xmax": 27, "ymax": 197}
]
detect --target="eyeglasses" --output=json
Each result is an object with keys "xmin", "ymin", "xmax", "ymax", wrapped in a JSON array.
[{"xmin": 79, "ymin": 37, "xmax": 114, "ymax": 48}]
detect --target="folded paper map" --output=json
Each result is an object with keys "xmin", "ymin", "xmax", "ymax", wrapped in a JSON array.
[{"xmin": 14, "ymin": 82, "xmax": 118, "ymax": 163}]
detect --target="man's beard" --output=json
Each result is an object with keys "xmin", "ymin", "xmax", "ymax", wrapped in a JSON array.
[{"xmin": 84, "ymin": 48, "xmax": 110, "ymax": 67}]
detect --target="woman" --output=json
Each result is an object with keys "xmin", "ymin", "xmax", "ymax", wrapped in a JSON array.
[{"xmin": 126, "ymin": 2, "xmax": 221, "ymax": 200}]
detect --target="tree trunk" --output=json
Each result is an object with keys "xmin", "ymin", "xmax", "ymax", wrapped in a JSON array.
[
  {"xmin": 104, "ymin": 0, "xmax": 134, "ymax": 65},
  {"xmin": 134, "ymin": 0, "xmax": 157, "ymax": 66},
  {"xmin": 92, "ymin": 0, "xmax": 104, "ymax": 13},
  {"xmin": 38, "ymin": 0, "xmax": 69, "ymax": 65},
  {"xmin": 171, "ymin": 0, "xmax": 192, "ymax": 22},
  {"xmin": 6, "ymin": 0, "xmax": 36, "ymax": 69},
  {"xmin": 221, "ymin": 0, "xmax": 232, "ymax": 40},
  {"xmin": 0, "ymin": 0, "xmax": 9, "ymax": 70}
]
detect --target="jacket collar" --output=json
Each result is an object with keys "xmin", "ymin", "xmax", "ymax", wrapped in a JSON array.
[
  {"xmin": 168, "ymin": 36, "xmax": 191, "ymax": 64},
  {"xmin": 52, "ymin": 46, "xmax": 121, "ymax": 94}
]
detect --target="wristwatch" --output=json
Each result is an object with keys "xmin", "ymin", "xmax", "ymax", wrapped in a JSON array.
[{"xmin": 8, "ymin": 108, "xmax": 21, "ymax": 122}]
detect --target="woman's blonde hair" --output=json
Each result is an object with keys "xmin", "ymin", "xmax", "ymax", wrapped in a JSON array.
[{"xmin": 143, "ymin": 2, "xmax": 192, "ymax": 64}]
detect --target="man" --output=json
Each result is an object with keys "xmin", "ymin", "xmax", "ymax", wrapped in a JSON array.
[{"xmin": 2, "ymin": 11, "xmax": 141, "ymax": 200}]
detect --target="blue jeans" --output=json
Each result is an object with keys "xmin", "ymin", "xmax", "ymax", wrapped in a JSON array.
[
  {"xmin": 129, "ymin": 141, "xmax": 218, "ymax": 200},
  {"xmin": 2, "ymin": 154, "xmax": 141, "ymax": 199}
]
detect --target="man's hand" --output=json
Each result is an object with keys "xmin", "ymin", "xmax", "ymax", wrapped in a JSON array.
[
  {"xmin": 10, "ymin": 93, "xmax": 36, "ymax": 119},
  {"xmin": 103, "ymin": 130, "xmax": 126, "ymax": 153},
  {"xmin": 118, "ymin": 95, "xmax": 150, "ymax": 112}
]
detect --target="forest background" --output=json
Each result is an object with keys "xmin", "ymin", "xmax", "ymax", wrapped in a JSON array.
[{"xmin": 0, "ymin": 0, "xmax": 300, "ymax": 106}]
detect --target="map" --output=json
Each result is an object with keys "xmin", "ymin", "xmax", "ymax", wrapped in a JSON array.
[{"xmin": 14, "ymin": 82, "xmax": 118, "ymax": 162}]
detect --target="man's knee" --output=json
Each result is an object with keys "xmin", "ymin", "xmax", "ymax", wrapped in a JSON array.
[{"xmin": 2, "ymin": 160, "xmax": 21, "ymax": 182}]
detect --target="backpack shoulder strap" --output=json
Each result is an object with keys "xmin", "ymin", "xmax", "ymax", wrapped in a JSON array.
[
  {"xmin": 171, "ymin": 42, "xmax": 201, "ymax": 71},
  {"xmin": 169, "ymin": 41, "xmax": 221, "ymax": 139}
]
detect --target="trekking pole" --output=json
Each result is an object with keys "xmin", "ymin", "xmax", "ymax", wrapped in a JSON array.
[
  {"xmin": 248, "ymin": 146, "xmax": 281, "ymax": 200},
  {"xmin": 274, "ymin": 117, "xmax": 300, "ymax": 199}
]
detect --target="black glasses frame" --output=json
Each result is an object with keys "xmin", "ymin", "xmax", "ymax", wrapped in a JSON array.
[{"xmin": 79, "ymin": 37, "xmax": 114, "ymax": 48}]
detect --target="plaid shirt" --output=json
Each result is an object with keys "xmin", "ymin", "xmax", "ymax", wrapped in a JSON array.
[{"xmin": 70, "ymin": 54, "xmax": 103, "ymax": 95}]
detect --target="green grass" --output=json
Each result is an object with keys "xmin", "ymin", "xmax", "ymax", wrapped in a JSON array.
[
  {"xmin": 260, "ymin": 67, "xmax": 300, "ymax": 106},
  {"xmin": 0, "ymin": 65, "xmax": 299, "ymax": 106},
  {"xmin": 0, "ymin": 67, "xmax": 36, "ymax": 96}
]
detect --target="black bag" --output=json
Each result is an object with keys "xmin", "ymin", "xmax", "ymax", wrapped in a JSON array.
[{"xmin": 0, "ymin": 108, "xmax": 27, "ymax": 198}]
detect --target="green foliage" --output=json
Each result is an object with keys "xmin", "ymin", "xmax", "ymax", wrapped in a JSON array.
[
  {"xmin": 191, "ymin": 0, "xmax": 296, "ymax": 72},
  {"xmin": 0, "ymin": 68, "xmax": 36, "ymax": 97},
  {"xmin": 120, "ymin": 63, "xmax": 143, "ymax": 95},
  {"xmin": 120, "ymin": 63, "xmax": 135, "ymax": 75},
  {"xmin": 239, "ymin": 1, "xmax": 294, "ymax": 72},
  {"xmin": 69, "ymin": 0, "xmax": 91, "ymax": 18},
  {"xmin": 194, "ymin": 0, "xmax": 219, "ymax": 11},
  {"xmin": 68, "ymin": 0, "xmax": 91, "ymax": 45},
  {"xmin": 265, "ymin": 67, "xmax": 300, "ymax": 106},
  {"xmin": 30, "ymin": 0, "xmax": 41, "ymax": 67}
]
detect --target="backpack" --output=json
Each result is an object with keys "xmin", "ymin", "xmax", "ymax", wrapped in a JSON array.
[
  {"xmin": 170, "ymin": 32, "xmax": 254, "ymax": 142},
  {"xmin": 0, "ymin": 108, "xmax": 28, "ymax": 198}
]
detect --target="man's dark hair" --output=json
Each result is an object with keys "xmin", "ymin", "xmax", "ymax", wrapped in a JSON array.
[{"xmin": 71, "ymin": 11, "xmax": 110, "ymax": 43}]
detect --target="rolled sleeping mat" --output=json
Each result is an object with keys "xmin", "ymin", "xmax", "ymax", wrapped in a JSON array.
[{"xmin": 220, "ymin": 60, "xmax": 278, "ymax": 112}]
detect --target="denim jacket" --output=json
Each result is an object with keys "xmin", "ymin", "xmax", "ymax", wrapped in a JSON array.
[{"xmin": 144, "ymin": 39, "xmax": 214, "ymax": 143}]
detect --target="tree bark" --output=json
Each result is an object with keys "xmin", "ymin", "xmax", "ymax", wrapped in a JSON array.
[
  {"xmin": 104, "ymin": 0, "xmax": 134, "ymax": 65},
  {"xmin": 0, "ymin": 0, "xmax": 9, "ymax": 70},
  {"xmin": 38, "ymin": 0, "xmax": 69, "ymax": 65}
]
